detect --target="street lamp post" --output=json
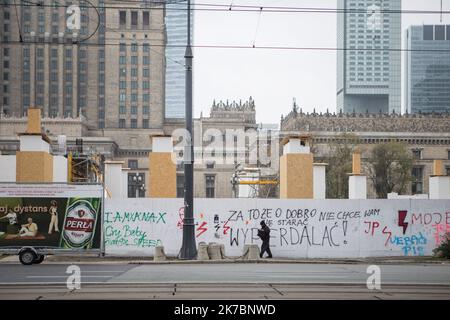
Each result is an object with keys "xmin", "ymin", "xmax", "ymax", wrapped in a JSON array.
[{"xmin": 180, "ymin": 0, "xmax": 197, "ymax": 259}]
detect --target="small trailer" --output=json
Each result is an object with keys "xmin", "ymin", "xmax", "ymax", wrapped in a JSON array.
[{"xmin": 0, "ymin": 183, "xmax": 104, "ymax": 265}]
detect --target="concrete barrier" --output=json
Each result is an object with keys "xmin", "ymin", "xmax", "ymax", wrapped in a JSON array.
[
  {"xmin": 207, "ymin": 243, "xmax": 223, "ymax": 260},
  {"xmin": 243, "ymin": 244, "xmax": 260, "ymax": 260},
  {"xmin": 197, "ymin": 242, "xmax": 210, "ymax": 261},
  {"xmin": 153, "ymin": 246, "xmax": 167, "ymax": 261}
]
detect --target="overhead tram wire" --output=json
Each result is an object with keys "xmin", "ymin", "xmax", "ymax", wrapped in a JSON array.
[
  {"xmin": 1, "ymin": 40, "xmax": 450, "ymax": 53},
  {"xmin": 2, "ymin": 1, "xmax": 450, "ymax": 15}
]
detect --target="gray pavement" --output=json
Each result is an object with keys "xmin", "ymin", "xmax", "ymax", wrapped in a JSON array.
[{"xmin": 0, "ymin": 262, "xmax": 449, "ymax": 299}]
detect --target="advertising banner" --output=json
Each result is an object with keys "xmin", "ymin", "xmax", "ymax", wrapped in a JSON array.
[{"xmin": 0, "ymin": 184, "xmax": 103, "ymax": 249}]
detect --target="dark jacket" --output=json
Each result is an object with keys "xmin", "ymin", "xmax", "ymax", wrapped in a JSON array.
[{"xmin": 258, "ymin": 225, "xmax": 271, "ymax": 242}]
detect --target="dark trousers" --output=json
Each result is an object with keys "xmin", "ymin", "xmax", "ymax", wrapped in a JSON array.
[{"xmin": 260, "ymin": 240, "xmax": 272, "ymax": 258}]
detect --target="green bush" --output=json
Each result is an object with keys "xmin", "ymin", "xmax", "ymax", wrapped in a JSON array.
[{"xmin": 433, "ymin": 233, "xmax": 450, "ymax": 259}]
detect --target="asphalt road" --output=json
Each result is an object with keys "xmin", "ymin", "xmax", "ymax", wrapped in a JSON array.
[{"xmin": 0, "ymin": 263, "xmax": 449, "ymax": 299}]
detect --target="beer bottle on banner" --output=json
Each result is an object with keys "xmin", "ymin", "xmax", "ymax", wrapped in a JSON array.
[{"xmin": 60, "ymin": 197, "xmax": 101, "ymax": 249}]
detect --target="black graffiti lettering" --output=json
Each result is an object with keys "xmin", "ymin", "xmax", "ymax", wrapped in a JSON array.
[
  {"xmin": 280, "ymin": 227, "xmax": 288, "ymax": 246},
  {"xmin": 230, "ymin": 228, "xmax": 239, "ymax": 246},
  {"xmin": 261, "ymin": 208, "xmax": 273, "ymax": 220},
  {"xmin": 228, "ymin": 210, "xmax": 244, "ymax": 222},
  {"xmin": 300, "ymin": 226, "xmax": 312, "ymax": 246},
  {"xmin": 319, "ymin": 211, "xmax": 335, "ymax": 222},
  {"xmin": 321, "ymin": 226, "xmax": 331, "ymax": 246},
  {"xmin": 251, "ymin": 228, "xmax": 259, "ymax": 243},
  {"xmin": 329, "ymin": 222, "xmax": 340, "ymax": 246},
  {"xmin": 290, "ymin": 227, "xmax": 300, "ymax": 245},
  {"xmin": 275, "ymin": 208, "xmax": 282, "ymax": 218},
  {"xmin": 249, "ymin": 209, "xmax": 260, "ymax": 220}
]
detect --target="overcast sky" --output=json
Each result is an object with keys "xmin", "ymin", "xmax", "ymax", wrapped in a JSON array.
[{"xmin": 192, "ymin": 0, "xmax": 450, "ymax": 124}]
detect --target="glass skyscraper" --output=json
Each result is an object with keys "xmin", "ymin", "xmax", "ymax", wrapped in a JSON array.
[
  {"xmin": 405, "ymin": 25, "xmax": 450, "ymax": 114},
  {"xmin": 165, "ymin": 2, "xmax": 193, "ymax": 119},
  {"xmin": 337, "ymin": 0, "xmax": 401, "ymax": 114}
]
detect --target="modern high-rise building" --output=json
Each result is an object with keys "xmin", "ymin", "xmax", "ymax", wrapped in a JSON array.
[
  {"xmin": 0, "ymin": 0, "xmax": 165, "ymax": 131},
  {"xmin": 337, "ymin": 0, "xmax": 401, "ymax": 114},
  {"xmin": 405, "ymin": 25, "xmax": 450, "ymax": 114},
  {"xmin": 164, "ymin": 1, "xmax": 193, "ymax": 119}
]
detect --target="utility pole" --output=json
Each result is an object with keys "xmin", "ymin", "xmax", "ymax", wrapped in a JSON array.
[{"xmin": 180, "ymin": 0, "xmax": 197, "ymax": 260}]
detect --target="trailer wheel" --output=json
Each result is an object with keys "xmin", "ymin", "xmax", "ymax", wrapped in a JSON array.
[
  {"xmin": 19, "ymin": 250, "xmax": 37, "ymax": 266},
  {"xmin": 33, "ymin": 255, "xmax": 45, "ymax": 264}
]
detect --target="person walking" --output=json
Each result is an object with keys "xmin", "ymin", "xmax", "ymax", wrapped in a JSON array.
[{"xmin": 258, "ymin": 220, "xmax": 272, "ymax": 258}]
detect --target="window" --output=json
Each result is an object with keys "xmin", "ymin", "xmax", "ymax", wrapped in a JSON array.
[
  {"xmin": 119, "ymin": 11, "xmax": 126, "ymax": 26},
  {"xmin": 131, "ymin": 68, "xmax": 137, "ymax": 77},
  {"xmin": 128, "ymin": 160, "xmax": 138, "ymax": 170},
  {"xmin": 131, "ymin": 105, "xmax": 137, "ymax": 114},
  {"xmin": 205, "ymin": 175, "xmax": 215, "ymax": 198},
  {"xmin": 119, "ymin": 56, "xmax": 126, "ymax": 64},
  {"xmin": 3, "ymin": 48, "xmax": 9, "ymax": 56},
  {"xmin": 131, "ymin": 43, "xmax": 137, "ymax": 52},
  {"xmin": 143, "ymin": 43, "xmax": 149, "ymax": 52},
  {"xmin": 177, "ymin": 174, "xmax": 185, "ymax": 198},
  {"xmin": 119, "ymin": 93, "xmax": 126, "ymax": 102},
  {"xmin": 143, "ymin": 81, "xmax": 149, "ymax": 89},
  {"xmin": 119, "ymin": 119, "xmax": 126, "ymax": 128},
  {"xmin": 448, "ymin": 150, "xmax": 450, "ymax": 160},
  {"xmin": 206, "ymin": 162, "xmax": 215, "ymax": 169},
  {"xmin": 120, "ymin": 43, "xmax": 126, "ymax": 52},
  {"xmin": 131, "ymin": 93, "xmax": 137, "ymax": 102},
  {"xmin": 412, "ymin": 149, "xmax": 422, "ymax": 160},
  {"xmin": 423, "ymin": 25, "xmax": 433, "ymax": 40},
  {"xmin": 131, "ymin": 11, "xmax": 138, "ymax": 28},
  {"xmin": 119, "ymin": 68, "xmax": 126, "ymax": 76},
  {"xmin": 411, "ymin": 167, "xmax": 423, "ymax": 194},
  {"xmin": 119, "ymin": 105, "xmax": 126, "ymax": 114},
  {"xmin": 143, "ymin": 68, "xmax": 149, "ymax": 77},
  {"xmin": 128, "ymin": 173, "xmax": 145, "ymax": 198},
  {"xmin": 143, "ymin": 56, "xmax": 149, "ymax": 65},
  {"xmin": 119, "ymin": 81, "xmax": 126, "ymax": 89},
  {"xmin": 143, "ymin": 11, "xmax": 149, "ymax": 27},
  {"xmin": 3, "ymin": 72, "xmax": 8, "ymax": 81},
  {"xmin": 143, "ymin": 94, "xmax": 149, "ymax": 102},
  {"xmin": 142, "ymin": 119, "xmax": 149, "ymax": 128},
  {"xmin": 435, "ymin": 25, "xmax": 445, "ymax": 40},
  {"xmin": 131, "ymin": 81, "xmax": 138, "ymax": 90},
  {"xmin": 143, "ymin": 105, "xmax": 149, "ymax": 114},
  {"xmin": 131, "ymin": 119, "xmax": 137, "ymax": 128},
  {"xmin": 131, "ymin": 56, "xmax": 138, "ymax": 65}
]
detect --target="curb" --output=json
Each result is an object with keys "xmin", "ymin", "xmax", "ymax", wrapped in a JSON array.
[{"xmin": 1, "ymin": 255, "xmax": 448, "ymax": 265}]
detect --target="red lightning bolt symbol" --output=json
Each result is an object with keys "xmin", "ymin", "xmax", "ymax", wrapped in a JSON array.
[
  {"xmin": 398, "ymin": 210, "xmax": 408, "ymax": 235},
  {"xmin": 196, "ymin": 221, "xmax": 207, "ymax": 238},
  {"xmin": 223, "ymin": 221, "xmax": 230, "ymax": 235},
  {"xmin": 382, "ymin": 226, "xmax": 392, "ymax": 246}
]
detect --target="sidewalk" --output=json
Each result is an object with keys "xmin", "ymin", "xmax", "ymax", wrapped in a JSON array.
[{"xmin": 1, "ymin": 254, "xmax": 448, "ymax": 265}]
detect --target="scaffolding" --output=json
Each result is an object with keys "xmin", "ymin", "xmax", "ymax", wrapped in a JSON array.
[
  {"xmin": 68, "ymin": 152, "xmax": 103, "ymax": 183},
  {"xmin": 231, "ymin": 165, "xmax": 279, "ymax": 198}
]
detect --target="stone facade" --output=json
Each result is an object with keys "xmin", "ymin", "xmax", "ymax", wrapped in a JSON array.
[{"xmin": 281, "ymin": 107, "xmax": 450, "ymax": 198}]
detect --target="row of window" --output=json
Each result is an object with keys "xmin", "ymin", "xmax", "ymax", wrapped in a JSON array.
[
  {"xmin": 119, "ymin": 93, "xmax": 150, "ymax": 102},
  {"xmin": 119, "ymin": 10, "xmax": 150, "ymax": 28},
  {"xmin": 119, "ymin": 56, "xmax": 150, "ymax": 65},
  {"xmin": 118, "ymin": 119, "xmax": 150, "ymax": 129},
  {"xmin": 423, "ymin": 25, "xmax": 450, "ymax": 41},
  {"xmin": 119, "ymin": 68, "xmax": 150, "ymax": 77},
  {"xmin": 176, "ymin": 175, "xmax": 216, "ymax": 198},
  {"xmin": 119, "ymin": 105, "xmax": 150, "ymax": 115},
  {"xmin": 120, "ymin": 81, "xmax": 150, "ymax": 90}
]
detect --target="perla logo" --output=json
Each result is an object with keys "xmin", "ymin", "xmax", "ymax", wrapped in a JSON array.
[{"xmin": 63, "ymin": 202, "xmax": 95, "ymax": 246}]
